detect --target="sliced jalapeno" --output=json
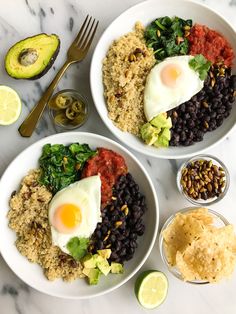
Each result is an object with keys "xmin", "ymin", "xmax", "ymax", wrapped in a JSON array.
[
  {"xmin": 54, "ymin": 112, "xmax": 70, "ymax": 125},
  {"xmin": 65, "ymin": 106, "xmax": 78, "ymax": 120},
  {"xmin": 71, "ymin": 100, "xmax": 84, "ymax": 113},
  {"xmin": 70, "ymin": 113, "xmax": 86, "ymax": 126},
  {"xmin": 55, "ymin": 95, "xmax": 73, "ymax": 109}
]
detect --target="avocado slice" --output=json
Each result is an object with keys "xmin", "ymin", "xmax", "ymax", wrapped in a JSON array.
[
  {"xmin": 110, "ymin": 262, "xmax": 124, "ymax": 274},
  {"xmin": 87, "ymin": 269, "xmax": 101, "ymax": 285},
  {"xmin": 150, "ymin": 113, "xmax": 172, "ymax": 129},
  {"xmin": 154, "ymin": 128, "xmax": 171, "ymax": 148},
  {"xmin": 140, "ymin": 123, "xmax": 160, "ymax": 146},
  {"xmin": 97, "ymin": 249, "xmax": 112, "ymax": 259},
  {"xmin": 5, "ymin": 33, "xmax": 60, "ymax": 80}
]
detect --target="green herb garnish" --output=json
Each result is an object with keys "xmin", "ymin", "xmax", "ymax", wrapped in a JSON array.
[
  {"xmin": 39, "ymin": 143, "xmax": 96, "ymax": 194},
  {"xmin": 67, "ymin": 237, "xmax": 89, "ymax": 261},
  {"xmin": 145, "ymin": 16, "xmax": 192, "ymax": 61},
  {"xmin": 189, "ymin": 54, "xmax": 212, "ymax": 80}
]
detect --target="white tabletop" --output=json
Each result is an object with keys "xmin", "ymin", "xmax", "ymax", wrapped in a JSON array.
[{"xmin": 0, "ymin": 0, "xmax": 236, "ymax": 313}]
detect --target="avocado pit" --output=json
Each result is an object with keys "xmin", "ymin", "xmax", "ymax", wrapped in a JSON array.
[{"xmin": 19, "ymin": 48, "xmax": 39, "ymax": 66}]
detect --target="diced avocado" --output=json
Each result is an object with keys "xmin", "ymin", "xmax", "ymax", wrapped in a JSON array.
[
  {"xmin": 97, "ymin": 249, "xmax": 112, "ymax": 259},
  {"xmin": 150, "ymin": 113, "xmax": 172, "ymax": 129},
  {"xmin": 154, "ymin": 128, "xmax": 171, "ymax": 148},
  {"xmin": 5, "ymin": 33, "xmax": 60, "ymax": 80},
  {"xmin": 140, "ymin": 123, "xmax": 160, "ymax": 145},
  {"xmin": 82, "ymin": 254, "xmax": 97, "ymax": 269},
  {"xmin": 110, "ymin": 262, "xmax": 124, "ymax": 274},
  {"xmin": 87, "ymin": 268, "xmax": 101, "ymax": 285},
  {"xmin": 82, "ymin": 268, "xmax": 91, "ymax": 277},
  {"xmin": 97, "ymin": 259, "xmax": 111, "ymax": 276},
  {"xmin": 161, "ymin": 127, "xmax": 171, "ymax": 141},
  {"xmin": 93, "ymin": 254, "xmax": 104, "ymax": 264}
]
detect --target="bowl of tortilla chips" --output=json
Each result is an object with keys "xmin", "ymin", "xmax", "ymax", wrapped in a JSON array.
[{"xmin": 159, "ymin": 207, "xmax": 236, "ymax": 284}]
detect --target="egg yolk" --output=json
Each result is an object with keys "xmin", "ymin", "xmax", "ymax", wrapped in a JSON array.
[
  {"xmin": 53, "ymin": 203, "xmax": 82, "ymax": 233},
  {"xmin": 161, "ymin": 64, "xmax": 182, "ymax": 88}
]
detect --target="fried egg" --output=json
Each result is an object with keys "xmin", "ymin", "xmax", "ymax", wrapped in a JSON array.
[
  {"xmin": 48, "ymin": 175, "xmax": 101, "ymax": 255},
  {"xmin": 144, "ymin": 55, "xmax": 204, "ymax": 121}
]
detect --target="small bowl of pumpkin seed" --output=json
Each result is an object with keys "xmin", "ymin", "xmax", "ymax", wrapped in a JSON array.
[
  {"xmin": 48, "ymin": 89, "xmax": 89, "ymax": 130},
  {"xmin": 177, "ymin": 154, "xmax": 230, "ymax": 206}
]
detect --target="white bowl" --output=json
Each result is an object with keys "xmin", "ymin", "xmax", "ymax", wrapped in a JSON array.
[
  {"xmin": 90, "ymin": 0, "xmax": 236, "ymax": 159},
  {"xmin": 0, "ymin": 132, "xmax": 159, "ymax": 299}
]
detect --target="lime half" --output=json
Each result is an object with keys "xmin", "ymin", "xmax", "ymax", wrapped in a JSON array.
[
  {"xmin": 0, "ymin": 85, "xmax": 21, "ymax": 125},
  {"xmin": 135, "ymin": 270, "xmax": 168, "ymax": 309}
]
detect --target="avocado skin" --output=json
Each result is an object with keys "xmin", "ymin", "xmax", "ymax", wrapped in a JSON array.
[{"xmin": 5, "ymin": 33, "xmax": 60, "ymax": 80}]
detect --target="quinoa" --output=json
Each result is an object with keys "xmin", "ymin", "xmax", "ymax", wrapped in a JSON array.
[
  {"xmin": 103, "ymin": 22, "xmax": 156, "ymax": 135},
  {"xmin": 8, "ymin": 169, "xmax": 84, "ymax": 282}
]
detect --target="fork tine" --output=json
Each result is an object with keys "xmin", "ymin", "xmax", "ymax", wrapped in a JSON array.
[
  {"xmin": 79, "ymin": 18, "xmax": 96, "ymax": 50},
  {"xmin": 82, "ymin": 20, "xmax": 99, "ymax": 52},
  {"xmin": 70, "ymin": 14, "xmax": 90, "ymax": 47}
]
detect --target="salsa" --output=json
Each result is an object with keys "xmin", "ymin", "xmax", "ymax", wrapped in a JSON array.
[
  {"xmin": 82, "ymin": 148, "xmax": 127, "ymax": 207},
  {"xmin": 188, "ymin": 24, "xmax": 234, "ymax": 67}
]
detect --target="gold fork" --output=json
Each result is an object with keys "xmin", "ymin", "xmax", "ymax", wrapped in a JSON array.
[{"xmin": 19, "ymin": 15, "xmax": 99, "ymax": 137}]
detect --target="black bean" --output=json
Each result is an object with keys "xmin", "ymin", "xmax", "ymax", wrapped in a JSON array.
[
  {"xmin": 130, "ymin": 240, "xmax": 137, "ymax": 249},
  {"xmin": 110, "ymin": 251, "xmax": 118, "ymax": 260},
  {"xmin": 136, "ymin": 224, "xmax": 145, "ymax": 236},
  {"xmin": 97, "ymin": 240, "xmax": 104, "ymax": 250},
  {"xmin": 95, "ymin": 230, "xmax": 102, "ymax": 239},
  {"xmin": 119, "ymin": 247, "xmax": 127, "ymax": 256},
  {"xmin": 130, "ymin": 232, "xmax": 138, "ymax": 240},
  {"xmin": 101, "ymin": 225, "xmax": 108, "ymax": 234},
  {"xmin": 110, "ymin": 234, "xmax": 116, "ymax": 243},
  {"xmin": 90, "ymin": 173, "xmax": 146, "ymax": 262}
]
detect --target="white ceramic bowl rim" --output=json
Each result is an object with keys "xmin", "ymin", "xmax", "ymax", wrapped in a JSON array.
[
  {"xmin": 90, "ymin": 0, "xmax": 236, "ymax": 159},
  {"xmin": 0, "ymin": 132, "xmax": 159, "ymax": 299}
]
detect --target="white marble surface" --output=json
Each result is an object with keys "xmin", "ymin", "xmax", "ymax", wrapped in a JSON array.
[{"xmin": 0, "ymin": 0, "xmax": 236, "ymax": 313}]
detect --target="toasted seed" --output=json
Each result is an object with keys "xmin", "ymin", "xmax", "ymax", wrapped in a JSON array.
[
  {"xmin": 156, "ymin": 29, "xmax": 161, "ymax": 37},
  {"xmin": 104, "ymin": 230, "xmax": 111, "ymax": 241},
  {"xmin": 207, "ymin": 183, "xmax": 213, "ymax": 192},
  {"xmin": 115, "ymin": 221, "xmax": 123, "ymax": 228},
  {"xmin": 184, "ymin": 31, "xmax": 190, "ymax": 37},
  {"xmin": 129, "ymin": 54, "xmax": 136, "ymax": 62},
  {"xmin": 184, "ymin": 25, "xmax": 191, "ymax": 30},
  {"xmin": 204, "ymin": 121, "xmax": 209, "ymax": 129},
  {"xmin": 189, "ymin": 188, "xmax": 194, "ymax": 195},
  {"xmin": 202, "ymin": 101, "xmax": 209, "ymax": 108},
  {"xmin": 121, "ymin": 204, "xmax": 128, "ymax": 211}
]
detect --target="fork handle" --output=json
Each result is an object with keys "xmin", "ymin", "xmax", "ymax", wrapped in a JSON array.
[{"xmin": 18, "ymin": 61, "xmax": 71, "ymax": 137}]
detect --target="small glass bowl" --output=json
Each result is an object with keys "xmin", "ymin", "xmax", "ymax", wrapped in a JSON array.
[
  {"xmin": 176, "ymin": 154, "xmax": 230, "ymax": 206},
  {"xmin": 159, "ymin": 207, "xmax": 230, "ymax": 284},
  {"xmin": 48, "ymin": 89, "xmax": 89, "ymax": 130}
]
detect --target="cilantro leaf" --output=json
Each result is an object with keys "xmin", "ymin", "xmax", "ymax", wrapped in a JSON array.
[
  {"xmin": 66, "ymin": 237, "xmax": 89, "ymax": 261},
  {"xmin": 189, "ymin": 54, "xmax": 212, "ymax": 81}
]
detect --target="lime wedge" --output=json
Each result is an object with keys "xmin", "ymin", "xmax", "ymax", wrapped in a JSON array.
[
  {"xmin": 0, "ymin": 85, "xmax": 22, "ymax": 125},
  {"xmin": 135, "ymin": 270, "xmax": 168, "ymax": 309}
]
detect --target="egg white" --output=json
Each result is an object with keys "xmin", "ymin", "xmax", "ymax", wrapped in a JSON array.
[
  {"xmin": 144, "ymin": 55, "xmax": 204, "ymax": 121},
  {"xmin": 48, "ymin": 175, "xmax": 101, "ymax": 255}
]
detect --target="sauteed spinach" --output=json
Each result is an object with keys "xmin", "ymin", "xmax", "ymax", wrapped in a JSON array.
[
  {"xmin": 145, "ymin": 16, "xmax": 192, "ymax": 61},
  {"xmin": 39, "ymin": 143, "xmax": 97, "ymax": 194}
]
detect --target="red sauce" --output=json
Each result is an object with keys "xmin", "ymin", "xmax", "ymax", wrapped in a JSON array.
[
  {"xmin": 82, "ymin": 148, "xmax": 127, "ymax": 207},
  {"xmin": 188, "ymin": 24, "xmax": 234, "ymax": 67}
]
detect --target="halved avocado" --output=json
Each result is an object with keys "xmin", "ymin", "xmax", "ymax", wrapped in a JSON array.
[{"xmin": 5, "ymin": 33, "xmax": 60, "ymax": 80}]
